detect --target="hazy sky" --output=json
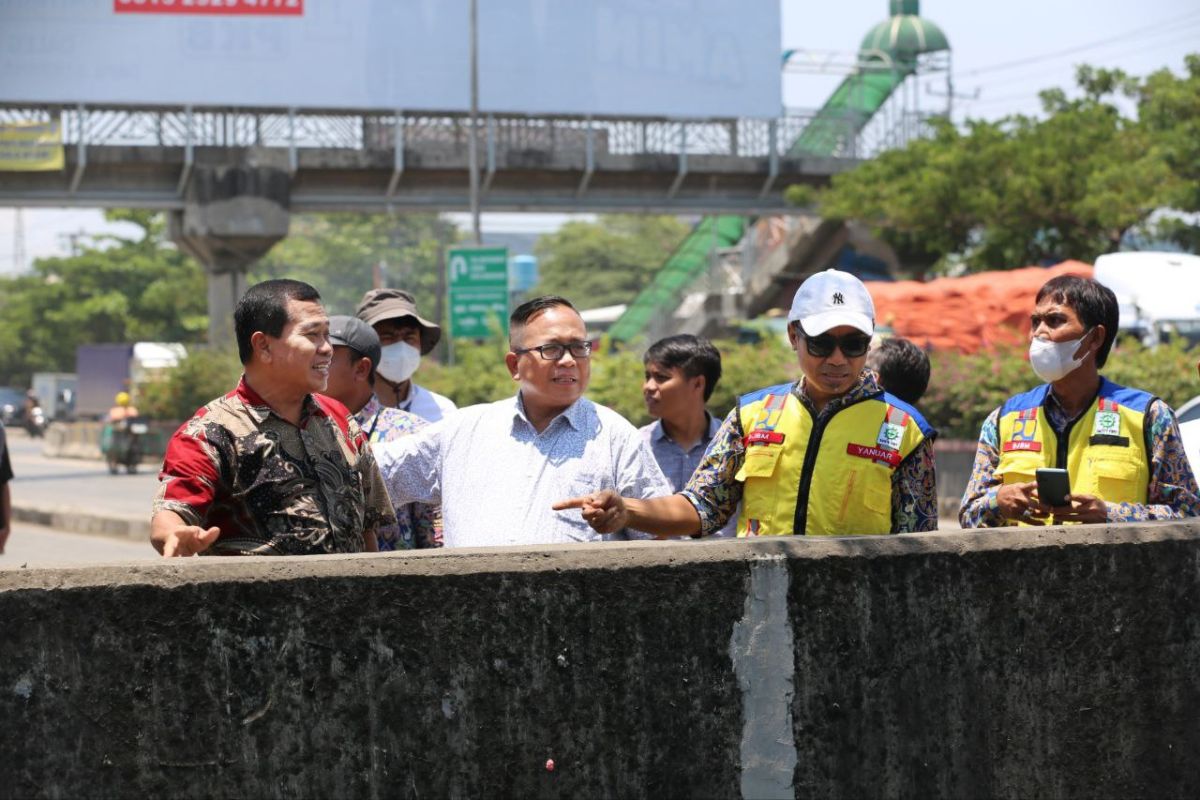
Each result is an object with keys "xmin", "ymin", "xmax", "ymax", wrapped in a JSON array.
[{"xmin": 2, "ymin": 0, "xmax": 1196, "ymax": 272}]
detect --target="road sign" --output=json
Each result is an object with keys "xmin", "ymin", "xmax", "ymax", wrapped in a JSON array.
[{"xmin": 448, "ymin": 246, "xmax": 509, "ymax": 339}]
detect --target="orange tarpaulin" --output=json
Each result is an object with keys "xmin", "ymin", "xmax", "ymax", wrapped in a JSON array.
[{"xmin": 866, "ymin": 261, "xmax": 1093, "ymax": 354}]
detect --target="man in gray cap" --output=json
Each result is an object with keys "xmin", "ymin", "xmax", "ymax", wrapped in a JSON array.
[
  {"xmin": 556, "ymin": 269, "xmax": 939, "ymax": 538},
  {"xmin": 324, "ymin": 315, "xmax": 441, "ymax": 549},
  {"xmin": 355, "ymin": 288, "xmax": 456, "ymax": 422}
]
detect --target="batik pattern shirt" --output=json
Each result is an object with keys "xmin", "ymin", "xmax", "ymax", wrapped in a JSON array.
[
  {"xmin": 640, "ymin": 415, "xmax": 738, "ymax": 538},
  {"xmin": 153, "ymin": 377, "xmax": 395, "ymax": 555},
  {"xmin": 356, "ymin": 393, "xmax": 441, "ymax": 549},
  {"xmin": 680, "ymin": 371, "xmax": 939, "ymax": 535},
  {"xmin": 959, "ymin": 391, "xmax": 1200, "ymax": 528}
]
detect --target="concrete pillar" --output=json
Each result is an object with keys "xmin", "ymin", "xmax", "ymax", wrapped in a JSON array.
[{"xmin": 170, "ymin": 162, "xmax": 291, "ymax": 346}]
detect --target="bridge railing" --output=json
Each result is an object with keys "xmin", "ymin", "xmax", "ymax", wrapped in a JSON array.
[{"xmin": 0, "ymin": 104, "xmax": 932, "ymax": 161}]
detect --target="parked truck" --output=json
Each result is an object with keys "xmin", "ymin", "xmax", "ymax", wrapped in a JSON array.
[
  {"xmin": 31, "ymin": 372, "xmax": 77, "ymax": 421},
  {"xmin": 75, "ymin": 343, "xmax": 186, "ymax": 420},
  {"xmin": 1093, "ymin": 252, "xmax": 1200, "ymax": 348}
]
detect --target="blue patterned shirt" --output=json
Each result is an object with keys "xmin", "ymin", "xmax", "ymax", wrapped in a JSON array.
[
  {"xmin": 959, "ymin": 387, "xmax": 1200, "ymax": 528},
  {"xmin": 355, "ymin": 394, "xmax": 441, "ymax": 549},
  {"xmin": 640, "ymin": 415, "xmax": 737, "ymax": 538}
]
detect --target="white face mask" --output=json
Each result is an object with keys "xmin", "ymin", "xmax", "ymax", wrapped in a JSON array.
[
  {"xmin": 377, "ymin": 342, "xmax": 421, "ymax": 383},
  {"xmin": 1029, "ymin": 329, "xmax": 1092, "ymax": 383}
]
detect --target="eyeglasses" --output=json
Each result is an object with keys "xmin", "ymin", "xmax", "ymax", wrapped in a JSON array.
[
  {"xmin": 799, "ymin": 328, "xmax": 871, "ymax": 358},
  {"xmin": 513, "ymin": 341, "xmax": 593, "ymax": 361}
]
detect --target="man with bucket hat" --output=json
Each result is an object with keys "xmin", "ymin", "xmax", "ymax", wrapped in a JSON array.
[
  {"xmin": 555, "ymin": 269, "xmax": 939, "ymax": 537},
  {"xmin": 356, "ymin": 288, "xmax": 456, "ymax": 422}
]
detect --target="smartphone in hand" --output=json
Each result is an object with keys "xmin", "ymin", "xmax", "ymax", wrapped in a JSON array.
[{"xmin": 1035, "ymin": 468, "xmax": 1071, "ymax": 507}]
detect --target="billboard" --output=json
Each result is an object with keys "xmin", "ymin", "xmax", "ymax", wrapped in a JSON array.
[{"xmin": 0, "ymin": 0, "xmax": 781, "ymax": 118}]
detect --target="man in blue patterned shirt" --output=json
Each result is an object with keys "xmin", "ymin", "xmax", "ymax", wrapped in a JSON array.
[{"xmin": 325, "ymin": 315, "xmax": 441, "ymax": 549}]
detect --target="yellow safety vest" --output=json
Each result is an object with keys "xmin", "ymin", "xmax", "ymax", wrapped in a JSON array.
[
  {"xmin": 995, "ymin": 377, "xmax": 1152, "ymax": 525},
  {"xmin": 735, "ymin": 383, "xmax": 933, "ymax": 537}
]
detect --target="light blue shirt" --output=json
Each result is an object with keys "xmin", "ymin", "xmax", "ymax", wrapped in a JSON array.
[
  {"xmin": 375, "ymin": 393, "xmax": 672, "ymax": 548},
  {"xmin": 640, "ymin": 415, "xmax": 738, "ymax": 538}
]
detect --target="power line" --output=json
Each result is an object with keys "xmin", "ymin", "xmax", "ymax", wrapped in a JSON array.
[{"xmin": 956, "ymin": 9, "xmax": 1200, "ymax": 78}]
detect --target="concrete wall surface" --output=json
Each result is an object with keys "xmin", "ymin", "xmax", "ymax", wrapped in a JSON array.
[{"xmin": 3, "ymin": 522, "xmax": 1200, "ymax": 799}]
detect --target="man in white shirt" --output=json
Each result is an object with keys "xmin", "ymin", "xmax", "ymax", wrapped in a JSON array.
[
  {"xmin": 375, "ymin": 296, "xmax": 671, "ymax": 547},
  {"xmin": 356, "ymin": 288, "xmax": 456, "ymax": 422}
]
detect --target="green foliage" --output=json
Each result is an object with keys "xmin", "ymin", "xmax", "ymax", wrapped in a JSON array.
[
  {"xmin": 418, "ymin": 335, "xmax": 800, "ymax": 426},
  {"xmin": 921, "ymin": 338, "xmax": 1200, "ymax": 440},
  {"xmin": 138, "ymin": 346, "xmax": 242, "ymax": 422},
  {"xmin": 816, "ymin": 57, "xmax": 1200, "ymax": 275},
  {"xmin": 531, "ymin": 215, "xmax": 690, "ymax": 308},
  {"xmin": 0, "ymin": 210, "xmax": 207, "ymax": 387},
  {"xmin": 252, "ymin": 212, "xmax": 459, "ymax": 316}
]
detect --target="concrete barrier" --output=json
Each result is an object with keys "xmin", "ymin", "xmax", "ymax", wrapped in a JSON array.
[{"xmin": 3, "ymin": 523, "xmax": 1199, "ymax": 798}]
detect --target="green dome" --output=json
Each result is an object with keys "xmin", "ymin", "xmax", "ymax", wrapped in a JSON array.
[{"xmin": 860, "ymin": 3, "xmax": 950, "ymax": 61}]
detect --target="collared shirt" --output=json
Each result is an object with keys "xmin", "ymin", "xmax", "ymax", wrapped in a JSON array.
[
  {"xmin": 680, "ymin": 371, "xmax": 939, "ymax": 536},
  {"xmin": 355, "ymin": 393, "xmax": 441, "ymax": 549},
  {"xmin": 959, "ymin": 388, "xmax": 1200, "ymax": 528},
  {"xmin": 153, "ymin": 377, "xmax": 395, "ymax": 555},
  {"xmin": 640, "ymin": 414, "xmax": 738, "ymax": 538},
  {"xmin": 398, "ymin": 383, "xmax": 457, "ymax": 423},
  {"xmin": 375, "ymin": 393, "xmax": 673, "ymax": 547}
]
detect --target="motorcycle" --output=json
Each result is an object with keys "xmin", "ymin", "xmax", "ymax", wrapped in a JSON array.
[
  {"xmin": 24, "ymin": 405, "xmax": 46, "ymax": 438},
  {"xmin": 103, "ymin": 417, "xmax": 149, "ymax": 474}
]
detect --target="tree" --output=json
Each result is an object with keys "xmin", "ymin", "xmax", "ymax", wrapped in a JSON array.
[
  {"xmin": 798, "ymin": 57, "xmax": 1199, "ymax": 275},
  {"xmin": 252, "ymin": 212, "xmax": 459, "ymax": 317},
  {"xmin": 531, "ymin": 215, "xmax": 690, "ymax": 308},
  {"xmin": 0, "ymin": 210, "xmax": 207, "ymax": 386}
]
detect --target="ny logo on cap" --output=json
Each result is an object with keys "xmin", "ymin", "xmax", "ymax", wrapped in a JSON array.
[{"xmin": 832, "ymin": 292, "xmax": 844, "ymax": 305}]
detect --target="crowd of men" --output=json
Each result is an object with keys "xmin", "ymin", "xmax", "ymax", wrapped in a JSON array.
[{"xmin": 148, "ymin": 269, "xmax": 1200, "ymax": 558}]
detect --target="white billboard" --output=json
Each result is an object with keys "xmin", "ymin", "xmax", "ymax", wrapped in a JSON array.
[{"xmin": 0, "ymin": 0, "xmax": 781, "ymax": 118}]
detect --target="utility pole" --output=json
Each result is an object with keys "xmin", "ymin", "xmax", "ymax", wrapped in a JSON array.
[
  {"xmin": 13, "ymin": 208, "xmax": 26, "ymax": 273},
  {"xmin": 468, "ymin": 0, "xmax": 482, "ymax": 246}
]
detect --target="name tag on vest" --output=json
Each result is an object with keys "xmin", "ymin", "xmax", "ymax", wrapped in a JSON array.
[
  {"xmin": 847, "ymin": 443, "xmax": 902, "ymax": 467},
  {"xmin": 744, "ymin": 430, "xmax": 785, "ymax": 446},
  {"xmin": 1003, "ymin": 440, "xmax": 1043, "ymax": 453}
]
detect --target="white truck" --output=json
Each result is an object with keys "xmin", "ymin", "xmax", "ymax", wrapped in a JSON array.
[{"xmin": 1093, "ymin": 251, "xmax": 1200, "ymax": 348}]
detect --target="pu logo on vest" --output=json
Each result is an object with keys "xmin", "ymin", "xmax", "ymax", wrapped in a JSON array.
[
  {"xmin": 1003, "ymin": 409, "xmax": 1043, "ymax": 452},
  {"xmin": 832, "ymin": 292, "xmax": 845, "ymax": 305}
]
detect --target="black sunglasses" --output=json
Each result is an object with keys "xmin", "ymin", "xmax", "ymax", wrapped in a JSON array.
[
  {"xmin": 797, "ymin": 327, "xmax": 871, "ymax": 358},
  {"xmin": 513, "ymin": 341, "xmax": 593, "ymax": 361}
]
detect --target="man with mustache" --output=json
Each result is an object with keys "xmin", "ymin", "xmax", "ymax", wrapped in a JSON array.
[
  {"xmin": 151, "ymin": 279, "xmax": 395, "ymax": 557},
  {"xmin": 556, "ymin": 270, "xmax": 939, "ymax": 538}
]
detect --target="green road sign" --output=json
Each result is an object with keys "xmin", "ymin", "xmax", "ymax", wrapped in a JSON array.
[{"xmin": 448, "ymin": 246, "xmax": 509, "ymax": 339}]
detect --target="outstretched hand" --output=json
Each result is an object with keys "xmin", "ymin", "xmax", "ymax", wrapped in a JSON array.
[
  {"xmin": 161, "ymin": 525, "xmax": 220, "ymax": 558},
  {"xmin": 552, "ymin": 490, "xmax": 628, "ymax": 534}
]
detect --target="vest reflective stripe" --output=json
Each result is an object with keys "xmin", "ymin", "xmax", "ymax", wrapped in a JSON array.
[
  {"xmin": 735, "ymin": 385, "xmax": 930, "ymax": 537},
  {"xmin": 996, "ymin": 378, "xmax": 1152, "ymax": 525}
]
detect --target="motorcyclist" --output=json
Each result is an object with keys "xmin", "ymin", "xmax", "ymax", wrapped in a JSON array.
[{"xmin": 108, "ymin": 392, "xmax": 139, "ymax": 422}]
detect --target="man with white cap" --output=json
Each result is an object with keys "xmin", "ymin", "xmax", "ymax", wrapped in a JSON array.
[
  {"xmin": 555, "ymin": 269, "xmax": 939, "ymax": 537},
  {"xmin": 355, "ymin": 288, "xmax": 456, "ymax": 422}
]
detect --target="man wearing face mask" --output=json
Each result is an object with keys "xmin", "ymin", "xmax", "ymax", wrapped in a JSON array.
[
  {"xmin": 355, "ymin": 288, "xmax": 457, "ymax": 422},
  {"xmin": 960, "ymin": 275, "xmax": 1200, "ymax": 528}
]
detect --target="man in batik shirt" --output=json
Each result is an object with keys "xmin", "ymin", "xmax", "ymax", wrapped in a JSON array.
[
  {"xmin": 151, "ymin": 280, "xmax": 395, "ymax": 557},
  {"xmin": 324, "ymin": 315, "xmax": 441, "ymax": 549}
]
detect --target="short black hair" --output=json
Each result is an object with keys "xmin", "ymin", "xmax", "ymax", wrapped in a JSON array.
[
  {"xmin": 867, "ymin": 337, "xmax": 930, "ymax": 405},
  {"xmin": 509, "ymin": 295, "xmax": 578, "ymax": 348},
  {"xmin": 1035, "ymin": 275, "xmax": 1119, "ymax": 368},
  {"xmin": 234, "ymin": 279, "xmax": 322, "ymax": 365},
  {"xmin": 644, "ymin": 334, "xmax": 723, "ymax": 401}
]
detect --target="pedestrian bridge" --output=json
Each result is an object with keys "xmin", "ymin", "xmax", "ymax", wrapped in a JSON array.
[
  {"xmin": 3, "ymin": 520, "xmax": 1198, "ymax": 797},
  {"xmin": 0, "ymin": 104, "xmax": 870, "ymax": 214}
]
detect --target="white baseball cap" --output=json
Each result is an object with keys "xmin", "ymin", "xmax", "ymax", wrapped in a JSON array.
[{"xmin": 787, "ymin": 269, "xmax": 875, "ymax": 336}]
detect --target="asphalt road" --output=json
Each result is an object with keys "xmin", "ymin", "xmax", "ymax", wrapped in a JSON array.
[
  {"xmin": 1, "ymin": 522, "xmax": 156, "ymax": 568},
  {"xmin": 6, "ymin": 427, "xmax": 160, "ymax": 519}
]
